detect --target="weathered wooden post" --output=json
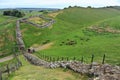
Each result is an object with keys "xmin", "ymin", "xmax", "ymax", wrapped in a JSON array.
[
  {"xmin": 57, "ymin": 57, "xmax": 59, "ymax": 61},
  {"xmin": 66, "ymin": 57, "xmax": 69, "ymax": 61},
  {"xmin": 47, "ymin": 56, "xmax": 49, "ymax": 61},
  {"xmin": 46, "ymin": 56, "xmax": 48, "ymax": 61},
  {"xmin": 91, "ymin": 54, "xmax": 94, "ymax": 64},
  {"xmin": 6, "ymin": 64, "xmax": 10, "ymax": 76},
  {"xmin": 19, "ymin": 61, "xmax": 22, "ymax": 66},
  {"xmin": 62, "ymin": 57, "xmax": 64, "ymax": 61},
  {"xmin": 49, "ymin": 56, "xmax": 51, "ymax": 61},
  {"xmin": 16, "ymin": 62, "xmax": 18, "ymax": 70},
  {"xmin": 0, "ymin": 70, "xmax": 2, "ymax": 80},
  {"xmin": 90, "ymin": 54, "xmax": 94, "ymax": 69},
  {"xmin": 44, "ymin": 55, "xmax": 47, "ymax": 61},
  {"xmin": 102, "ymin": 54, "xmax": 106, "ymax": 64},
  {"xmin": 73, "ymin": 57, "xmax": 76, "ymax": 61},
  {"xmin": 81, "ymin": 56, "xmax": 84, "ymax": 63}
]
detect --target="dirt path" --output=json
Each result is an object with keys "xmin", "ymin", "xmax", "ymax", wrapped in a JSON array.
[
  {"xmin": 0, "ymin": 55, "xmax": 14, "ymax": 63},
  {"xmin": 32, "ymin": 42, "xmax": 54, "ymax": 51}
]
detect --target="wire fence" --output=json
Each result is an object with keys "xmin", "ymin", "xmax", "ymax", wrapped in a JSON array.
[{"xmin": 36, "ymin": 53, "xmax": 106, "ymax": 64}]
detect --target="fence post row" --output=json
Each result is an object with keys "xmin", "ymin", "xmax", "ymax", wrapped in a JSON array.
[
  {"xmin": 39, "ymin": 54, "xmax": 106, "ymax": 65},
  {"xmin": 6, "ymin": 64, "xmax": 10, "ymax": 76}
]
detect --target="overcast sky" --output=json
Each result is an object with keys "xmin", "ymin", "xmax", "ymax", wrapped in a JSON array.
[{"xmin": 0, "ymin": 0, "xmax": 120, "ymax": 9}]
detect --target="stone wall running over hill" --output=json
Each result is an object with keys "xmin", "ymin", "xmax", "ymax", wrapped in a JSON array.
[
  {"xmin": 16, "ymin": 20, "xmax": 25, "ymax": 50},
  {"xmin": 15, "ymin": 16, "xmax": 120, "ymax": 80}
]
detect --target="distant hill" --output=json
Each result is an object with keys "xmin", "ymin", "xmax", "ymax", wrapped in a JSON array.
[
  {"xmin": 112, "ymin": 6, "xmax": 120, "ymax": 10},
  {"xmin": 0, "ymin": 8, "xmax": 59, "ymax": 11},
  {"xmin": 57, "ymin": 7, "xmax": 120, "ymax": 26}
]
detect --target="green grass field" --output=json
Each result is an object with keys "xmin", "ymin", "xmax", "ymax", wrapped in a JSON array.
[{"xmin": 20, "ymin": 7, "xmax": 120, "ymax": 65}]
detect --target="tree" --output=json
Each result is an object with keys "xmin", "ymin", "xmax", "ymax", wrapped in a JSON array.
[
  {"xmin": 68, "ymin": 6, "xmax": 72, "ymax": 8},
  {"xmin": 3, "ymin": 10, "xmax": 25, "ymax": 18},
  {"xmin": 87, "ymin": 6, "xmax": 92, "ymax": 8}
]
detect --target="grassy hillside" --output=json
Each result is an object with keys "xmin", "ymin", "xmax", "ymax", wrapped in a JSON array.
[
  {"xmin": 20, "ymin": 7, "xmax": 120, "ymax": 65},
  {"xmin": 0, "ymin": 9, "xmax": 43, "ymax": 57},
  {"xmin": 57, "ymin": 7, "xmax": 120, "ymax": 26},
  {"xmin": 0, "ymin": 14, "xmax": 17, "ymax": 57}
]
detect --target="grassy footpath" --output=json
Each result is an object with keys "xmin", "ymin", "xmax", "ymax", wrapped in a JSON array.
[{"xmin": 9, "ymin": 55, "xmax": 88, "ymax": 80}]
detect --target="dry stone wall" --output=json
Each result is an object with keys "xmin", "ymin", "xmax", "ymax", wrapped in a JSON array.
[
  {"xmin": 23, "ymin": 52, "xmax": 49, "ymax": 67},
  {"xmin": 49, "ymin": 61, "xmax": 120, "ymax": 80},
  {"xmin": 16, "ymin": 20, "xmax": 25, "ymax": 50},
  {"xmin": 20, "ymin": 15, "xmax": 55, "ymax": 28}
]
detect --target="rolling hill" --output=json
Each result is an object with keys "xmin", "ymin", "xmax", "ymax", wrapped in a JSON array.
[{"xmin": 20, "ymin": 7, "xmax": 120, "ymax": 65}]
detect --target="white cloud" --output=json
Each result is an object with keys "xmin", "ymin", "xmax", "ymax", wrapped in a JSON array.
[{"xmin": 0, "ymin": 0, "xmax": 120, "ymax": 8}]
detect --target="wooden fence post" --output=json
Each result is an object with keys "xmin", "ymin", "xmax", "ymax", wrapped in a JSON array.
[
  {"xmin": 73, "ymin": 57, "xmax": 76, "ymax": 61},
  {"xmin": 48, "ymin": 56, "xmax": 50, "ymax": 61},
  {"xmin": 0, "ymin": 70, "xmax": 2, "ymax": 80},
  {"xmin": 46, "ymin": 56, "xmax": 48, "ymax": 61},
  {"xmin": 81, "ymin": 56, "xmax": 84, "ymax": 63},
  {"xmin": 91, "ymin": 54, "xmax": 94, "ymax": 63},
  {"xmin": 90, "ymin": 54, "xmax": 94, "ymax": 69},
  {"xmin": 19, "ymin": 61, "xmax": 22, "ymax": 66},
  {"xmin": 50, "ymin": 56, "xmax": 52, "ymax": 61},
  {"xmin": 66, "ymin": 57, "xmax": 69, "ymax": 61},
  {"xmin": 6, "ymin": 64, "xmax": 10, "ymax": 76},
  {"xmin": 45, "ymin": 55, "xmax": 46, "ymax": 60},
  {"xmin": 102, "ymin": 54, "xmax": 106, "ymax": 64},
  {"xmin": 57, "ymin": 57, "xmax": 59, "ymax": 61},
  {"xmin": 62, "ymin": 57, "xmax": 64, "ymax": 61}
]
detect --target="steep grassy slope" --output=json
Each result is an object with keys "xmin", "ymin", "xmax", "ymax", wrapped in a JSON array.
[
  {"xmin": 0, "ymin": 14, "xmax": 17, "ymax": 57},
  {"xmin": 57, "ymin": 8, "xmax": 120, "ymax": 26},
  {"xmin": 21, "ymin": 7, "xmax": 120, "ymax": 65}
]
